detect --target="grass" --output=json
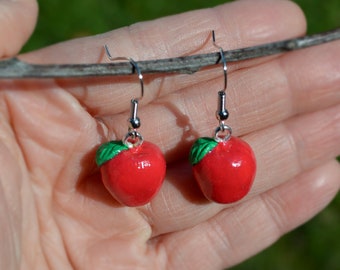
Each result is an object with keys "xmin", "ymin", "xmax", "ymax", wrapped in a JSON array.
[{"xmin": 23, "ymin": 0, "xmax": 339, "ymax": 269}]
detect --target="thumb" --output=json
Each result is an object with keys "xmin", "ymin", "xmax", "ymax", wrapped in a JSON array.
[{"xmin": 0, "ymin": 0, "xmax": 38, "ymax": 58}]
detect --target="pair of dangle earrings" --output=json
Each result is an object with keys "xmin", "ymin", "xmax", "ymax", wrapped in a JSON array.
[{"xmin": 96, "ymin": 32, "xmax": 256, "ymax": 206}]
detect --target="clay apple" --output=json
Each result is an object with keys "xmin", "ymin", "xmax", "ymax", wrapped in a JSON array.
[
  {"xmin": 96, "ymin": 140, "xmax": 166, "ymax": 207},
  {"xmin": 189, "ymin": 136, "xmax": 256, "ymax": 204}
]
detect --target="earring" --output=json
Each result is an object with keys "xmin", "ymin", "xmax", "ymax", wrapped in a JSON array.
[
  {"xmin": 95, "ymin": 47, "xmax": 166, "ymax": 207},
  {"xmin": 189, "ymin": 31, "xmax": 256, "ymax": 204}
]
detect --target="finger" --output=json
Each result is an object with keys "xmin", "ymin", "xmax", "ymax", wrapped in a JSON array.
[
  {"xmin": 0, "ymin": 0, "xmax": 38, "ymax": 58},
  {"xmin": 21, "ymin": 0, "xmax": 306, "ymax": 113},
  {"xmin": 151, "ymin": 160, "xmax": 340, "ymax": 270},
  {"xmin": 141, "ymin": 103, "xmax": 340, "ymax": 236}
]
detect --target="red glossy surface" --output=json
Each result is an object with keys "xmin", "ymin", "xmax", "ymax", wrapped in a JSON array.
[
  {"xmin": 193, "ymin": 137, "xmax": 256, "ymax": 204},
  {"xmin": 100, "ymin": 141, "xmax": 166, "ymax": 207}
]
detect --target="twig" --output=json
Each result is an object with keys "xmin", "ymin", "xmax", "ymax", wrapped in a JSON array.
[{"xmin": 0, "ymin": 28, "xmax": 339, "ymax": 79}]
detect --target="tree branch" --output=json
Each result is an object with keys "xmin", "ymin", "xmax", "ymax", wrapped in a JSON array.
[{"xmin": 0, "ymin": 28, "xmax": 339, "ymax": 79}]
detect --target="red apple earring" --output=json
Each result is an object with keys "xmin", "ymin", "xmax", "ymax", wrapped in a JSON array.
[
  {"xmin": 189, "ymin": 31, "xmax": 256, "ymax": 204},
  {"xmin": 95, "ymin": 47, "xmax": 166, "ymax": 207}
]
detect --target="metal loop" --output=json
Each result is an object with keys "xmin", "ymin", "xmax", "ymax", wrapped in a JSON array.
[
  {"xmin": 123, "ymin": 131, "xmax": 144, "ymax": 148},
  {"xmin": 214, "ymin": 124, "xmax": 232, "ymax": 142}
]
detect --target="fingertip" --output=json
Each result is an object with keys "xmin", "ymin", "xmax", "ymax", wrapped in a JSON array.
[{"xmin": 0, "ymin": 0, "xmax": 38, "ymax": 58}]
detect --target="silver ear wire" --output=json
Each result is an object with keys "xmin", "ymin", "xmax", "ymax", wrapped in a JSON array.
[
  {"xmin": 104, "ymin": 44, "xmax": 114, "ymax": 60},
  {"xmin": 104, "ymin": 45, "xmax": 144, "ymax": 101},
  {"xmin": 211, "ymin": 31, "xmax": 232, "ymax": 142},
  {"xmin": 104, "ymin": 45, "xmax": 145, "ymax": 147},
  {"xmin": 212, "ymin": 30, "xmax": 227, "ymax": 92},
  {"xmin": 127, "ymin": 57, "xmax": 144, "ymax": 103}
]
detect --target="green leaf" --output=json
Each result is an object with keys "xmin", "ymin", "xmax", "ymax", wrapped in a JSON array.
[
  {"xmin": 95, "ymin": 140, "xmax": 129, "ymax": 167},
  {"xmin": 189, "ymin": 137, "xmax": 218, "ymax": 165}
]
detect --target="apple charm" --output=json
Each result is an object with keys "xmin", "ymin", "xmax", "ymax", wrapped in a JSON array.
[
  {"xmin": 96, "ymin": 140, "xmax": 166, "ymax": 207},
  {"xmin": 189, "ymin": 136, "xmax": 256, "ymax": 204}
]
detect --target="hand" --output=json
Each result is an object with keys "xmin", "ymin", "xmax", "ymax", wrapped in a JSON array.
[{"xmin": 1, "ymin": 0, "xmax": 339, "ymax": 269}]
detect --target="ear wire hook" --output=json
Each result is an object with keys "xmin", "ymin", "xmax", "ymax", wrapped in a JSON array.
[
  {"xmin": 211, "ymin": 31, "xmax": 232, "ymax": 142},
  {"xmin": 104, "ymin": 45, "xmax": 144, "ymax": 147},
  {"xmin": 212, "ymin": 30, "xmax": 227, "ymax": 92},
  {"xmin": 104, "ymin": 45, "xmax": 144, "ymax": 101}
]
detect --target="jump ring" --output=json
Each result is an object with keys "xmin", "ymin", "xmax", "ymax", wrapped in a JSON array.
[
  {"xmin": 123, "ymin": 131, "xmax": 144, "ymax": 148},
  {"xmin": 214, "ymin": 124, "xmax": 232, "ymax": 142}
]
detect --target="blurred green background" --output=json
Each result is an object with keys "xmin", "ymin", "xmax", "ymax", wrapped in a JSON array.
[
  {"xmin": 23, "ymin": 0, "xmax": 340, "ymax": 51},
  {"xmin": 23, "ymin": 0, "xmax": 339, "ymax": 269}
]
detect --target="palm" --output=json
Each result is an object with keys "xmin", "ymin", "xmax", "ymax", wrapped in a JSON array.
[
  {"xmin": 1, "ymin": 80, "xmax": 207, "ymax": 268},
  {"xmin": 1, "ymin": 0, "xmax": 339, "ymax": 269}
]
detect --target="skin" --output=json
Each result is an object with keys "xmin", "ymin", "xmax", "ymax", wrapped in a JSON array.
[{"xmin": 0, "ymin": 0, "xmax": 339, "ymax": 269}]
